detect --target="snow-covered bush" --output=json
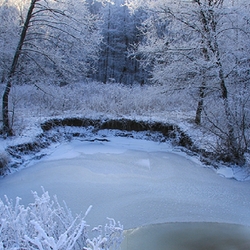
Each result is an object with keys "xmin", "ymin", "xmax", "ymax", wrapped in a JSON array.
[
  {"xmin": 0, "ymin": 188, "xmax": 123, "ymax": 250},
  {"xmin": 85, "ymin": 218, "xmax": 123, "ymax": 250},
  {"xmin": 8, "ymin": 81, "xmax": 193, "ymax": 121},
  {"xmin": 202, "ymin": 88, "xmax": 250, "ymax": 165}
]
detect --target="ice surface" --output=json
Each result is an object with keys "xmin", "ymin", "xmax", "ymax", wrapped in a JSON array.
[{"xmin": 0, "ymin": 135, "xmax": 250, "ymax": 230}]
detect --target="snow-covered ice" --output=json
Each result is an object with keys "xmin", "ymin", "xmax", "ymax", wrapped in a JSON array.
[{"xmin": 0, "ymin": 133, "xmax": 250, "ymax": 231}]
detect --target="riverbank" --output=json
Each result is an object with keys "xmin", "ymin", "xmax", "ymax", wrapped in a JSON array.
[{"xmin": 1, "ymin": 116, "xmax": 250, "ymax": 181}]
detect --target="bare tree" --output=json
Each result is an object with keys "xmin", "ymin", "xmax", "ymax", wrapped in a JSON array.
[
  {"xmin": 1, "ymin": 0, "xmax": 101, "ymax": 136},
  {"xmin": 2, "ymin": 0, "xmax": 36, "ymax": 136}
]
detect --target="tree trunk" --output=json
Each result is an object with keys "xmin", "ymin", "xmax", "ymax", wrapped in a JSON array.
[
  {"xmin": 2, "ymin": 80, "xmax": 13, "ymax": 136},
  {"xmin": 2, "ymin": 0, "xmax": 37, "ymax": 136},
  {"xmin": 195, "ymin": 81, "xmax": 206, "ymax": 125},
  {"xmin": 195, "ymin": 45, "xmax": 210, "ymax": 125},
  {"xmin": 218, "ymin": 62, "xmax": 240, "ymax": 160}
]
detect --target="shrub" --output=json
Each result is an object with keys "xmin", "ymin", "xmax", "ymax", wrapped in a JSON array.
[{"xmin": 0, "ymin": 188, "xmax": 123, "ymax": 250}]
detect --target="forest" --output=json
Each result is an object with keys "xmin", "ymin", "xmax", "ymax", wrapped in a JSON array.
[{"xmin": 0, "ymin": 0, "xmax": 250, "ymax": 166}]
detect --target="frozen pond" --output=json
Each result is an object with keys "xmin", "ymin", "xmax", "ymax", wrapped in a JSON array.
[{"xmin": 0, "ymin": 131, "xmax": 250, "ymax": 247}]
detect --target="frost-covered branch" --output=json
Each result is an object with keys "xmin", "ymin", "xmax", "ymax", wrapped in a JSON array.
[{"xmin": 0, "ymin": 188, "xmax": 123, "ymax": 250}]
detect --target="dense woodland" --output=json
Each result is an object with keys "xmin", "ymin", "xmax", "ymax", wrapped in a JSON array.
[{"xmin": 0, "ymin": 0, "xmax": 250, "ymax": 165}]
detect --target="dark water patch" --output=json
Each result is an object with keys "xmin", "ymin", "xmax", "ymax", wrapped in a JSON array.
[{"xmin": 122, "ymin": 222, "xmax": 250, "ymax": 250}]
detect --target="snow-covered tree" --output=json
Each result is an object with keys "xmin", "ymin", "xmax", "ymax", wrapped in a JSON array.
[
  {"xmin": 126, "ymin": 0, "xmax": 250, "ymax": 164},
  {"xmin": 1, "ymin": 0, "xmax": 102, "ymax": 136},
  {"xmin": 92, "ymin": 0, "xmax": 147, "ymax": 84},
  {"xmin": 0, "ymin": 0, "xmax": 20, "ymax": 83}
]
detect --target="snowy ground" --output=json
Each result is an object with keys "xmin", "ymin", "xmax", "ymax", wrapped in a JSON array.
[{"xmin": 0, "ymin": 130, "xmax": 250, "ymax": 232}]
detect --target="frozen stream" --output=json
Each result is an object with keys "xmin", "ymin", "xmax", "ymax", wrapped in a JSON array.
[{"xmin": 0, "ymin": 131, "xmax": 250, "ymax": 248}]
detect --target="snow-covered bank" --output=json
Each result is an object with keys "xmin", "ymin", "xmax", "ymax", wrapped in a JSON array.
[
  {"xmin": 1, "ymin": 117, "xmax": 249, "ymax": 181},
  {"xmin": 1, "ymin": 134, "xmax": 250, "ymax": 230},
  {"xmin": 2, "ymin": 117, "xmax": 192, "ymax": 174},
  {"xmin": 0, "ymin": 81, "xmax": 215, "ymax": 153}
]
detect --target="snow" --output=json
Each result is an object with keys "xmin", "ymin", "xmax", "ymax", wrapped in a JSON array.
[
  {"xmin": 217, "ymin": 165, "xmax": 250, "ymax": 181},
  {"xmin": 0, "ymin": 131, "xmax": 250, "ymax": 231},
  {"xmin": 41, "ymin": 131, "xmax": 173, "ymax": 161}
]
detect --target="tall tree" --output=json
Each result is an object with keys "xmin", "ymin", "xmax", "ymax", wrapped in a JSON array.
[
  {"xmin": 126, "ymin": 0, "xmax": 250, "ymax": 163},
  {"xmin": 1, "ymin": 0, "xmax": 102, "ymax": 136}
]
